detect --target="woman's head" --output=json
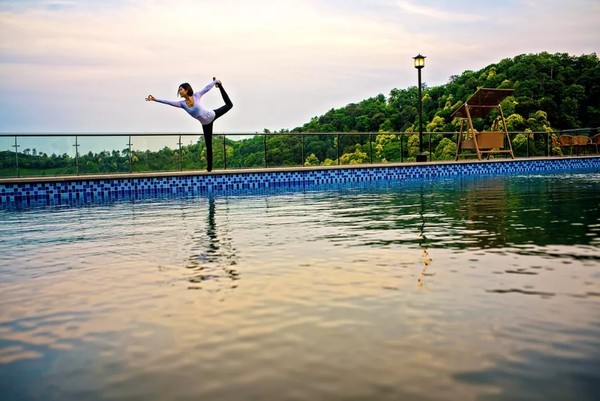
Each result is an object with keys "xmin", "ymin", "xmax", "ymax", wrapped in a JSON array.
[{"xmin": 178, "ymin": 83, "xmax": 193, "ymax": 97}]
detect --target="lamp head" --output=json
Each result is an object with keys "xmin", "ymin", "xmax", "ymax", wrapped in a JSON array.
[{"xmin": 413, "ymin": 54, "xmax": 426, "ymax": 69}]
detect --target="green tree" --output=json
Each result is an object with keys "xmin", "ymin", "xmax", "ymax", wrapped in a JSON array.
[{"xmin": 304, "ymin": 153, "xmax": 320, "ymax": 166}]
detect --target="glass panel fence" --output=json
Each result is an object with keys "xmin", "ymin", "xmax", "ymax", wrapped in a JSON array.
[
  {"xmin": 179, "ymin": 134, "xmax": 203, "ymax": 171},
  {"xmin": 130, "ymin": 134, "xmax": 197, "ymax": 173},
  {"xmin": 16, "ymin": 136, "xmax": 77, "ymax": 177},
  {"xmin": 0, "ymin": 129, "xmax": 597, "ymax": 178},
  {"xmin": 0, "ymin": 136, "xmax": 16, "ymax": 177},
  {"xmin": 77, "ymin": 135, "xmax": 131, "ymax": 175}
]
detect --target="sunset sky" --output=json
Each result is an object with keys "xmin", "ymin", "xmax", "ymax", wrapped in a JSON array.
[{"xmin": 0, "ymin": 0, "xmax": 598, "ymax": 134}]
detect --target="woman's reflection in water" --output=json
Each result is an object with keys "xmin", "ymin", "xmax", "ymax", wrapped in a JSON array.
[{"xmin": 186, "ymin": 196, "xmax": 239, "ymax": 293}]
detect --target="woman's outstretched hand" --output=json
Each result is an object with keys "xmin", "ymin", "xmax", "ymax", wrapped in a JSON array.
[{"xmin": 145, "ymin": 95, "xmax": 155, "ymax": 101}]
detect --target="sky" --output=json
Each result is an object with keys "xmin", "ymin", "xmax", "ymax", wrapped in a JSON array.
[{"xmin": 0, "ymin": 0, "xmax": 599, "ymax": 134}]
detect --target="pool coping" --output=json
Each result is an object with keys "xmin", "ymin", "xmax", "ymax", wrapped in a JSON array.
[
  {"xmin": 2, "ymin": 155, "xmax": 600, "ymax": 208},
  {"xmin": 2, "ymin": 155, "xmax": 599, "ymax": 184}
]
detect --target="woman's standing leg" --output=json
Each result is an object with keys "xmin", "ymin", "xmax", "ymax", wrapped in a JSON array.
[
  {"xmin": 203, "ymin": 82, "xmax": 233, "ymax": 172},
  {"xmin": 202, "ymin": 123, "xmax": 214, "ymax": 172}
]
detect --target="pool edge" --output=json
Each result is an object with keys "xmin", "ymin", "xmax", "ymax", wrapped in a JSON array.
[{"xmin": 2, "ymin": 156, "xmax": 599, "ymax": 207}]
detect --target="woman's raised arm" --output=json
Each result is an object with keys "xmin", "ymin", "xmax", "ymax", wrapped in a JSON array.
[
  {"xmin": 146, "ymin": 95, "xmax": 183, "ymax": 108},
  {"xmin": 195, "ymin": 79, "xmax": 217, "ymax": 96}
]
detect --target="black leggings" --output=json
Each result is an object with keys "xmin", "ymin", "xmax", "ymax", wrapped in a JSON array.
[{"xmin": 202, "ymin": 85, "xmax": 233, "ymax": 172}]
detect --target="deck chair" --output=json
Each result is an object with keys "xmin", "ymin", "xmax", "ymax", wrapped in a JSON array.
[
  {"xmin": 572, "ymin": 135, "xmax": 591, "ymax": 155},
  {"xmin": 558, "ymin": 135, "xmax": 574, "ymax": 155}
]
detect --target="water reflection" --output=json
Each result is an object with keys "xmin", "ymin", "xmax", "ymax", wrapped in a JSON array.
[
  {"xmin": 453, "ymin": 174, "xmax": 600, "ymax": 248},
  {"xmin": 457, "ymin": 177, "xmax": 511, "ymax": 249},
  {"xmin": 315, "ymin": 173, "xmax": 600, "ymax": 252},
  {"xmin": 185, "ymin": 196, "xmax": 239, "ymax": 291},
  {"xmin": 1, "ymin": 173, "xmax": 599, "ymax": 401},
  {"xmin": 417, "ymin": 185, "xmax": 433, "ymax": 289}
]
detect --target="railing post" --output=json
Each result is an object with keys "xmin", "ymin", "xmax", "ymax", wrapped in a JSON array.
[
  {"xmin": 301, "ymin": 134, "xmax": 305, "ymax": 167},
  {"xmin": 400, "ymin": 133, "xmax": 404, "ymax": 163},
  {"xmin": 337, "ymin": 133, "xmax": 340, "ymax": 165},
  {"xmin": 13, "ymin": 136, "xmax": 20, "ymax": 178},
  {"xmin": 428, "ymin": 132, "xmax": 432, "ymax": 160},
  {"xmin": 369, "ymin": 133, "xmax": 373, "ymax": 164},
  {"xmin": 178, "ymin": 134, "xmax": 183, "ymax": 171},
  {"xmin": 223, "ymin": 134, "xmax": 227, "ymax": 170},
  {"xmin": 264, "ymin": 133, "xmax": 267, "ymax": 168},
  {"xmin": 74, "ymin": 135, "xmax": 80, "ymax": 175},
  {"xmin": 128, "ymin": 135, "xmax": 133, "ymax": 173}
]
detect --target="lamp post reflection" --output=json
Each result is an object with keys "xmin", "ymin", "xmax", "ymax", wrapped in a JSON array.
[{"xmin": 417, "ymin": 185, "xmax": 433, "ymax": 288}]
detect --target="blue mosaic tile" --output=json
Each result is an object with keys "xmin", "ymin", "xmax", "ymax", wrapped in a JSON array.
[{"xmin": 1, "ymin": 158, "xmax": 599, "ymax": 207}]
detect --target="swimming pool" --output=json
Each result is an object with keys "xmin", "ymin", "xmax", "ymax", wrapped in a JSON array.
[{"xmin": 1, "ymin": 171, "xmax": 599, "ymax": 401}]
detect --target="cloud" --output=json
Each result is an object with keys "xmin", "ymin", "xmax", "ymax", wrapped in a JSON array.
[
  {"xmin": 0, "ymin": 0, "xmax": 598, "ymax": 132},
  {"xmin": 396, "ymin": 0, "xmax": 488, "ymax": 22}
]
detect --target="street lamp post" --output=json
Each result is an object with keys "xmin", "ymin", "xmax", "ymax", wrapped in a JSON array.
[{"xmin": 413, "ymin": 54, "xmax": 427, "ymax": 162}]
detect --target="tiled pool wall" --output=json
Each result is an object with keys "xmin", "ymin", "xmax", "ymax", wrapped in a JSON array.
[{"xmin": 1, "ymin": 157, "xmax": 599, "ymax": 206}]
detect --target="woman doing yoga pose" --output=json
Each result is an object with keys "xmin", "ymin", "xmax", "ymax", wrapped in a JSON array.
[{"xmin": 146, "ymin": 78, "xmax": 233, "ymax": 172}]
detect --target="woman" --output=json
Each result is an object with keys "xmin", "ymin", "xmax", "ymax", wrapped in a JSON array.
[{"xmin": 146, "ymin": 77, "xmax": 233, "ymax": 172}]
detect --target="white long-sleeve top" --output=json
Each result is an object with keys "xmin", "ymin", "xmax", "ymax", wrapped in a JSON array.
[{"xmin": 154, "ymin": 80, "xmax": 217, "ymax": 125}]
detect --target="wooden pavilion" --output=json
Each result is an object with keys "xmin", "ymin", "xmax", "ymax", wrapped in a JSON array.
[{"xmin": 453, "ymin": 88, "xmax": 515, "ymax": 160}]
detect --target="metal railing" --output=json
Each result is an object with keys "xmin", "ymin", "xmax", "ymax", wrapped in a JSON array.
[{"xmin": 0, "ymin": 129, "xmax": 598, "ymax": 178}]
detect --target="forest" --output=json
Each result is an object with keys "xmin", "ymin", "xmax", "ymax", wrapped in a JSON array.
[{"xmin": 1, "ymin": 52, "xmax": 599, "ymax": 176}]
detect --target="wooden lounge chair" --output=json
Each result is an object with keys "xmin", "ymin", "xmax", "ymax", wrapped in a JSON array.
[
  {"xmin": 590, "ymin": 134, "xmax": 600, "ymax": 154},
  {"xmin": 558, "ymin": 135, "xmax": 574, "ymax": 155},
  {"xmin": 571, "ymin": 135, "xmax": 591, "ymax": 155}
]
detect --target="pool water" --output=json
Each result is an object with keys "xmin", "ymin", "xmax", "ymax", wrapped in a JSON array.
[{"xmin": 1, "ymin": 172, "xmax": 599, "ymax": 401}]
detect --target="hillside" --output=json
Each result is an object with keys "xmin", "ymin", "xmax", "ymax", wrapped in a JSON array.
[{"xmin": 289, "ymin": 52, "xmax": 600, "ymax": 134}]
